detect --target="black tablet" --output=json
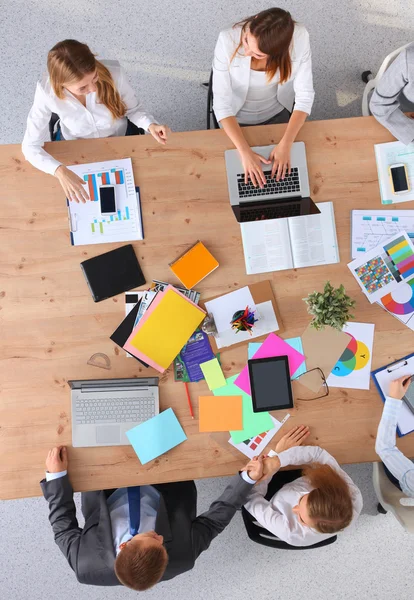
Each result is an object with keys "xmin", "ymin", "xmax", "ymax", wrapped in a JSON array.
[{"xmin": 248, "ymin": 356, "xmax": 293, "ymax": 413}]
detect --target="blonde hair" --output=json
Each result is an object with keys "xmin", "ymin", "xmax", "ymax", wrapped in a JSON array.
[
  {"xmin": 232, "ymin": 8, "xmax": 295, "ymax": 83},
  {"xmin": 302, "ymin": 464, "xmax": 354, "ymax": 534},
  {"xmin": 114, "ymin": 539, "xmax": 168, "ymax": 591},
  {"xmin": 47, "ymin": 39, "xmax": 127, "ymax": 120}
]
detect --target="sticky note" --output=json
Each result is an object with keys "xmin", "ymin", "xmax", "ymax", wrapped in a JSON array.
[
  {"xmin": 213, "ymin": 374, "xmax": 273, "ymax": 443},
  {"xmin": 200, "ymin": 358, "xmax": 226, "ymax": 390},
  {"xmin": 199, "ymin": 395, "xmax": 243, "ymax": 432},
  {"xmin": 126, "ymin": 408, "xmax": 187, "ymax": 464}
]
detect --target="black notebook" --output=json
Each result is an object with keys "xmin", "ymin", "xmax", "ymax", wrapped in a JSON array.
[
  {"xmin": 110, "ymin": 300, "xmax": 149, "ymax": 368},
  {"xmin": 80, "ymin": 244, "xmax": 145, "ymax": 302}
]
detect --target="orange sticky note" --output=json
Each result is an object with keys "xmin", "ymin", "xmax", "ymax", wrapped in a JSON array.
[
  {"xmin": 169, "ymin": 241, "xmax": 219, "ymax": 289},
  {"xmin": 199, "ymin": 395, "xmax": 243, "ymax": 432}
]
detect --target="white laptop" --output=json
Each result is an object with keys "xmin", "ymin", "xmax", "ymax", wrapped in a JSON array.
[{"xmin": 69, "ymin": 377, "xmax": 159, "ymax": 448}]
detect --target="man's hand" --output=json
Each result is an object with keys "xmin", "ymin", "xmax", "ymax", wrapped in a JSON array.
[
  {"xmin": 46, "ymin": 446, "xmax": 68, "ymax": 473},
  {"xmin": 275, "ymin": 425, "xmax": 310, "ymax": 453},
  {"xmin": 243, "ymin": 455, "xmax": 264, "ymax": 481},
  {"xmin": 389, "ymin": 376, "xmax": 412, "ymax": 400}
]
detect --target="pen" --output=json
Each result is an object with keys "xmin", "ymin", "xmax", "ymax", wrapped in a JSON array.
[{"xmin": 184, "ymin": 382, "xmax": 194, "ymax": 419}]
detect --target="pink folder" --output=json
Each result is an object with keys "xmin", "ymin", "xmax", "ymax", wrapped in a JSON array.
[{"xmin": 234, "ymin": 333, "xmax": 305, "ymax": 395}]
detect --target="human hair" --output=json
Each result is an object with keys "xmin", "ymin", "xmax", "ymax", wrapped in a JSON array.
[
  {"xmin": 47, "ymin": 39, "xmax": 127, "ymax": 120},
  {"xmin": 233, "ymin": 8, "xmax": 295, "ymax": 83},
  {"xmin": 302, "ymin": 464, "xmax": 354, "ymax": 534},
  {"xmin": 114, "ymin": 538, "xmax": 168, "ymax": 591}
]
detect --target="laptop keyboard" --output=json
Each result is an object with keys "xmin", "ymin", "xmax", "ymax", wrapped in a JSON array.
[
  {"xmin": 240, "ymin": 203, "xmax": 302, "ymax": 222},
  {"xmin": 75, "ymin": 396, "xmax": 157, "ymax": 425},
  {"xmin": 237, "ymin": 167, "xmax": 300, "ymax": 198}
]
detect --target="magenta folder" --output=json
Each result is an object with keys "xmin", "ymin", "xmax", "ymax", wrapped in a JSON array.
[{"xmin": 234, "ymin": 333, "xmax": 305, "ymax": 395}]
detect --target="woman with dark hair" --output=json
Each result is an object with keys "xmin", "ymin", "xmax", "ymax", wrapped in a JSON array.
[
  {"xmin": 243, "ymin": 426, "xmax": 363, "ymax": 546},
  {"xmin": 22, "ymin": 40, "xmax": 170, "ymax": 203},
  {"xmin": 212, "ymin": 8, "xmax": 314, "ymax": 187}
]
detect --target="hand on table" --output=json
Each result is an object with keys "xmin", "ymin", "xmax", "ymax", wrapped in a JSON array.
[
  {"xmin": 388, "ymin": 376, "xmax": 412, "ymax": 400},
  {"xmin": 148, "ymin": 123, "xmax": 171, "ymax": 145},
  {"xmin": 239, "ymin": 148, "xmax": 271, "ymax": 188},
  {"xmin": 269, "ymin": 140, "xmax": 291, "ymax": 181},
  {"xmin": 55, "ymin": 165, "xmax": 89, "ymax": 203},
  {"xmin": 46, "ymin": 446, "xmax": 68, "ymax": 473},
  {"xmin": 275, "ymin": 425, "xmax": 310, "ymax": 453}
]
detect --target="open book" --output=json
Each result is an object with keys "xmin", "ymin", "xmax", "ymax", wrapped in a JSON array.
[{"xmin": 240, "ymin": 202, "xmax": 339, "ymax": 275}]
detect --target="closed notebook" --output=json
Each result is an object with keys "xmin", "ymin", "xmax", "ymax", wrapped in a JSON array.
[
  {"xmin": 124, "ymin": 285, "xmax": 206, "ymax": 372},
  {"xmin": 169, "ymin": 241, "xmax": 219, "ymax": 289}
]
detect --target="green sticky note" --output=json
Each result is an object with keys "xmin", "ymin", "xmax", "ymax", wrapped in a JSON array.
[
  {"xmin": 200, "ymin": 358, "xmax": 226, "ymax": 390},
  {"xmin": 213, "ymin": 374, "xmax": 273, "ymax": 443}
]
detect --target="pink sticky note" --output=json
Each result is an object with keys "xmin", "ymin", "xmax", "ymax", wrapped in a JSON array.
[{"xmin": 234, "ymin": 333, "xmax": 305, "ymax": 395}]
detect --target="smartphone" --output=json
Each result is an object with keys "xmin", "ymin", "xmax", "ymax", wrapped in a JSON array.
[
  {"xmin": 403, "ymin": 376, "xmax": 414, "ymax": 416},
  {"xmin": 389, "ymin": 163, "xmax": 410, "ymax": 194},
  {"xmin": 99, "ymin": 185, "xmax": 117, "ymax": 215}
]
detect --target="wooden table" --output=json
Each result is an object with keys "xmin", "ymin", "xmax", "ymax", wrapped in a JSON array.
[{"xmin": 1, "ymin": 116, "xmax": 413, "ymax": 500}]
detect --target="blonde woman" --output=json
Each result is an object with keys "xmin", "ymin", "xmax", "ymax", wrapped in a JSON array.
[
  {"xmin": 212, "ymin": 7, "xmax": 314, "ymax": 187},
  {"xmin": 22, "ymin": 39, "xmax": 170, "ymax": 203},
  {"xmin": 243, "ymin": 426, "xmax": 363, "ymax": 546}
]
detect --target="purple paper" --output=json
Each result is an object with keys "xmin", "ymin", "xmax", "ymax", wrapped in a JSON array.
[
  {"xmin": 180, "ymin": 330, "xmax": 215, "ymax": 382},
  {"xmin": 234, "ymin": 333, "xmax": 305, "ymax": 395}
]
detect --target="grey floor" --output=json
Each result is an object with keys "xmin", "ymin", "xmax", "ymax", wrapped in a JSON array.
[{"xmin": 2, "ymin": 0, "xmax": 414, "ymax": 598}]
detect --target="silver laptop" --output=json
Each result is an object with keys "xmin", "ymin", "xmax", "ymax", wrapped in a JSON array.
[
  {"xmin": 69, "ymin": 377, "xmax": 159, "ymax": 448},
  {"xmin": 225, "ymin": 141, "xmax": 319, "ymax": 222}
]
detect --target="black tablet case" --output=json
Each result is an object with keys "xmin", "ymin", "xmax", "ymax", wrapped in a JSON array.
[
  {"xmin": 110, "ymin": 300, "xmax": 149, "ymax": 368},
  {"xmin": 80, "ymin": 244, "xmax": 145, "ymax": 302}
]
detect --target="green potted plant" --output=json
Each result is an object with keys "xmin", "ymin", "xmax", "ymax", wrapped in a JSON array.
[{"xmin": 303, "ymin": 281, "xmax": 355, "ymax": 331}]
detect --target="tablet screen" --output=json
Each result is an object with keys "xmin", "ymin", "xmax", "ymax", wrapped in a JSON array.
[{"xmin": 248, "ymin": 356, "xmax": 293, "ymax": 412}]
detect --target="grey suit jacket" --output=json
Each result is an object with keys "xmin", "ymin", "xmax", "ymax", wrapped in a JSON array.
[
  {"xmin": 370, "ymin": 44, "xmax": 414, "ymax": 145},
  {"xmin": 40, "ymin": 474, "xmax": 254, "ymax": 587}
]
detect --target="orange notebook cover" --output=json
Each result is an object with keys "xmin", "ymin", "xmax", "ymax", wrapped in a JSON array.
[{"xmin": 169, "ymin": 241, "xmax": 219, "ymax": 289}]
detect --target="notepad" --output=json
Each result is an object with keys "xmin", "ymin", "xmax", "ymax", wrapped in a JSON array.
[
  {"xmin": 126, "ymin": 408, "xmax": 187, "ymax": 464},
  {"xmin": 124, "ymin": 286, "xmax": 206, "ymax": 372},
  {"xmin": 213, "ymin": 375, "xmax": 273, "ymax": 443},
  {"xmin": 199, "ymin": 396, "xmax": 243, "ymax": 432},
  {"xmin": 169, "ymin": 241, "xmax": 219, "ymax": 289},
  {"xmin": 200, "ymin": 358, "xmax": 226, "ymax": 390}
]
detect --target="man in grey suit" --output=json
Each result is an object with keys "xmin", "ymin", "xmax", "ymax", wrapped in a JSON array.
[
  {"xmin": 41, "ymin": 446, "xmax": 263, "ymax": 591},
  {"xmin": 370, "ymin": 43, "xmax": 414, "ymax": 145}
]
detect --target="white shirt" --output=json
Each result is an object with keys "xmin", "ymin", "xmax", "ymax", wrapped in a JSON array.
[
  {"xmin": 375, "ymin": 396, "xmax": 414, "ymax": 498},
  {"xmin": 45, "ymin": 471, "xmax": 160, "ymax": 553},
  {"xmin": 237, "ymin": 69, "xmax": 284, "ymax": 124},
  {"xmin": 22, "ymin": 59, "xmax": 158, "ymax": 176},
  {"xmin": 244, "ymin": 446, "xmax": 363, "ymax": 547},
  {"xmin": 212, "ymin": 24, "xmax": 315, "ymax": 123}
]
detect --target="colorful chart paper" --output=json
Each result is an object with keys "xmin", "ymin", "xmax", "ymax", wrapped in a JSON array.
[
  {"xmin": 199, "ymin": 395, "xmax": 243, "ymax": 432},
  {"xmin": 327, "ymin": 322, "xmax": 375, "ymax": 390},
  {"xmin": 213, "ymin": 375, "xmax": 273, "ymax": 443},
  {"xmin": 200, "ymin": 358, "xmax": 226, "ymax": 390},
  {"xmin": 228, "ymin": 414, "xmax": 290, "ymax": 458},
  {"xmin": 124, "ymin": 286, "xmax": 205, "ymax": 372},
  {"xmin": 126, "ymin": 408, "xmax": 187, "ymax": 465},
  {"xmin": 377, "ymin": 275, "xmax": 414, "ymax": 330},
  {"xmin": 235, "ymin": 333, "xmax": 305, "ymax": 396}
]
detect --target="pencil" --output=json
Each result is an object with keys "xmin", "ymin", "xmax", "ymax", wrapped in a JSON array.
[{"xmin": 184, "ymin": 382, "xmax": 194, "ymax": 419}]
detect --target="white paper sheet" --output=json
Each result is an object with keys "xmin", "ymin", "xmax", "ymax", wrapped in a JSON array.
[
  {"xmin": 351, "ymin": 210, "xmax": 414, "ymax": 259},
  {"xmin": 228, "ymin": 414, "xmax": 290, "ymax": 458},
  {"xmin": 204, "ymin": 287, "xmax": 256, "ymax": 334},
  {"xmin": 327, "ymin": 322, "xmax": 375, "ymax": 390},
  {"xmin": 214, "ymin": 300, "xmax": 279, "ymax": 349}
]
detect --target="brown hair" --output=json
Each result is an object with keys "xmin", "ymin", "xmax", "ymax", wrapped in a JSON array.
[
  {"xmin": 233, "ymin": 8, "xmax": 295, "ymax": 83},
  {"xmin": 47, "ymin": 39, "xmax": 127, "ymax": 120},
  {"xmin": 114, "ymin": 538, "xmax": 168, "ymax": 591},
  {"xmin": 302, "ymin": 464, "xmax": 354, "ymax": 534}
]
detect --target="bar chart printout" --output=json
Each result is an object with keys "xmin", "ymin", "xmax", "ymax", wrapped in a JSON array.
[{"xmin": 67, "ymin": 158, "xmax": 143, "ymax": 245}]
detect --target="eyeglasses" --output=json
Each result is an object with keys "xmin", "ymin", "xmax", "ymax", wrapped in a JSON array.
[{"xmin": 293, "ymin": 367, "xmax": 329, "ymax": 400}]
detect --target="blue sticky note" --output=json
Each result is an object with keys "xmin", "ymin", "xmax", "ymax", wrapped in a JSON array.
[
  {"xmin": 248, "ymin": 336, "xmax": 306, "ymax": 379},
  {"xmin": 126, "ymin": 408, "xmax": 187, "ymax": 464}
]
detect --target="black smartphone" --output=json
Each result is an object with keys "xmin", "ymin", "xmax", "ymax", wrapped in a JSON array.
[{"xmin": 99, "ymin": 185, "xmax": 117, "ymax": 214}]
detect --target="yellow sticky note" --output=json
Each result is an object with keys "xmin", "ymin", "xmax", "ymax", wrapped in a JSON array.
[
  {"xmin": 199, "ymin": 396, "xmax": 243, "ymax": 432},
  {"xmin": 129, "ymin": 289, "xmax": 205, "ymax": 369},
  {"xmin": 200, "ymin": 358, "xmax": 226, "ymax": 390}
]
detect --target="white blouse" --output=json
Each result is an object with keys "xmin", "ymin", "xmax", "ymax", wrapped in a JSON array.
[
  {"xmin": 22, "ymin": 59, "xmax": 158, "ymax": 175},
  {"xmin": 236, "ymin": 69, "xmax": 285, "ymax": 124},
  {"xmin": 244, "ymin": 446, "xmax": 363, "ymax": 547}
]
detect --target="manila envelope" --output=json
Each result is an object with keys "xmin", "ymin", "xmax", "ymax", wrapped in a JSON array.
[{"xmin": 300, "ymin": 324, "xmax": 350, "ymax": 393}]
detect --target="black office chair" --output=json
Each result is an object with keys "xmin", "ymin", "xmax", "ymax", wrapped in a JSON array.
[
  {"xmin": 241, "ymin": 469, "xmax": 337, "ymax": 550},
  {"xmin": 48, "ymin": 115, "xmax": 144, "ymax": 141},
  {"xmin": 203, "ymin": 70, "xmax": 219, "ymax": 130}
]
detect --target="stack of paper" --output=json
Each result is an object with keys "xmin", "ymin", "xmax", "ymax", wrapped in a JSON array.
[{"xmin": 124, "ymin": 285, "xmax": 206, "ymax": 372}]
